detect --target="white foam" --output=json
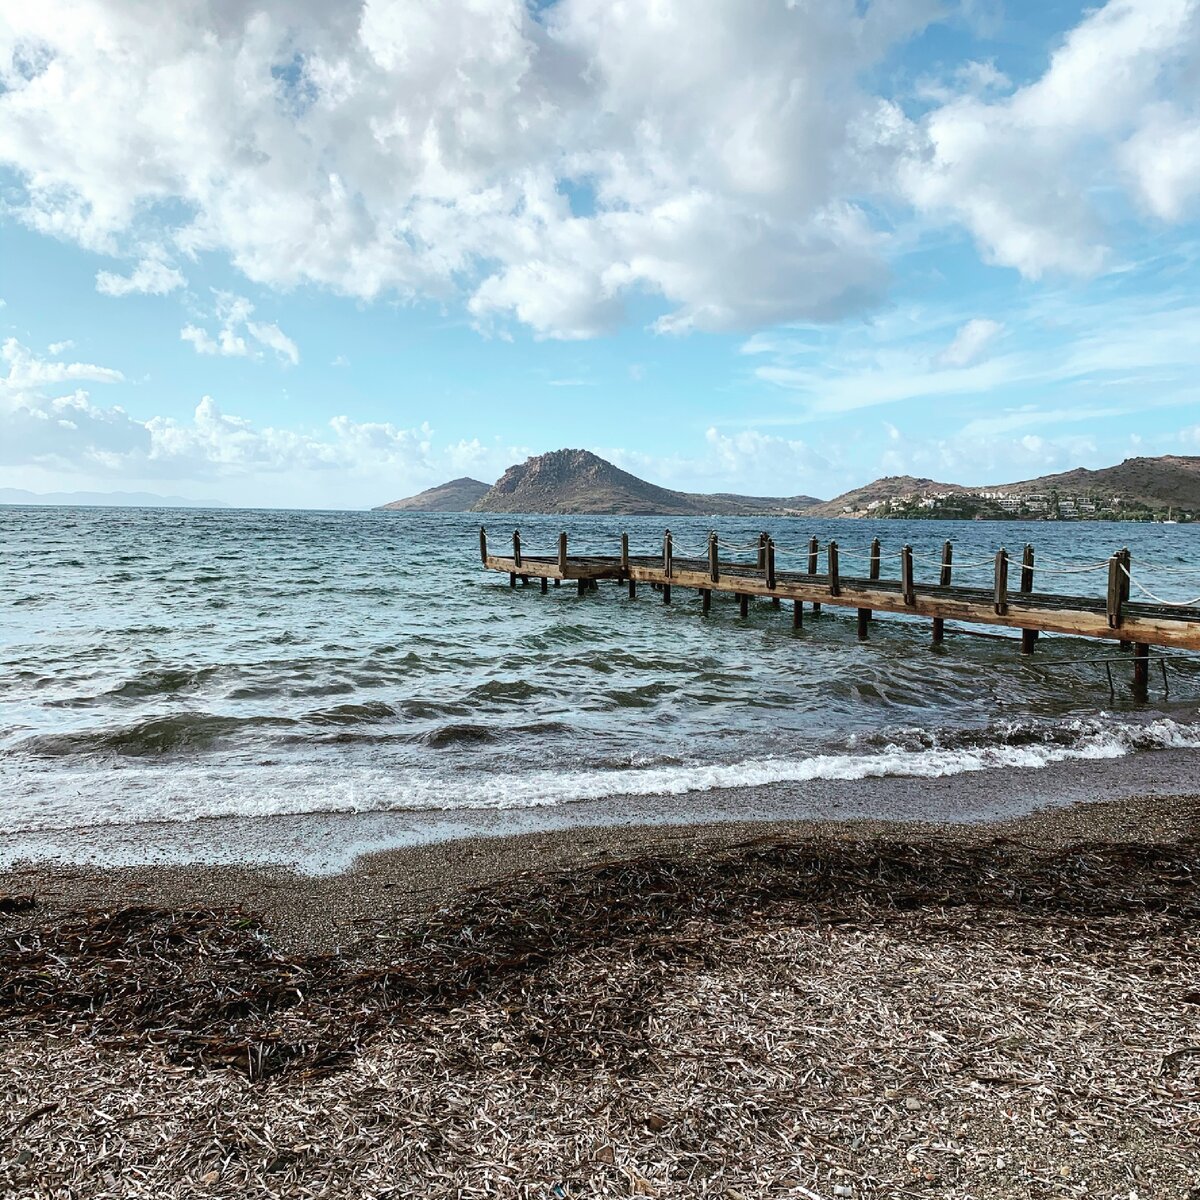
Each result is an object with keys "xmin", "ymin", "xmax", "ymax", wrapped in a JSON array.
[{"xmin": 2, "ymin": 717, "xmax": 1198, "ymax": 836}]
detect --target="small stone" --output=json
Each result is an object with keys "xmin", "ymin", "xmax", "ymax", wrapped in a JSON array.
[
  {"xmin": 593, "ymin": 1145, "xmax": 615, "ymax": 1165},
  {"xmin": 904, "ymin": 1097, "xmax": 922, "ymax": 1111}
]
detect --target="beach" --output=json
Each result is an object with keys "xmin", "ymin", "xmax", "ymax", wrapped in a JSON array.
[{"xmin": 4, "ymin": 791, "xmax": 1198, "ymax": 1198}]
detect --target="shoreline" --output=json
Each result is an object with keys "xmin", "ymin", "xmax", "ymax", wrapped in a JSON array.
[{"xmin": 4, "ymin": 788, "xmax": 1198, "ymax": 954}]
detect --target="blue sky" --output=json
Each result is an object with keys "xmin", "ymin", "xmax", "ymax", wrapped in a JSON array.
[{"xmin": 2, "ymin": 0, "xmax": 1199, "ymax": 508}]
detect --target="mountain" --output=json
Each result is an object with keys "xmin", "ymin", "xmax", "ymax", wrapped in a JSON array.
[
  {"xmin": 468, "ymin": 449, "xmax": 821, "ymax": 515},
  {"xmin": 375, "ymin": 477, "xmax": 491, "ymax": 512},
  {"xmin": 809, "ymin": 476, "xmax": 966, "ymax": 517},
  {"xmin": 812, "ymin": 455, "xmax": 1200, "ymax": 519},
  {"xmin": 995, "ymin": 456, "xmax": 1200, "ymax": 510},
  {"xmin": 0, "ymin": 488, "xmax": 226, "ymax": 508}
]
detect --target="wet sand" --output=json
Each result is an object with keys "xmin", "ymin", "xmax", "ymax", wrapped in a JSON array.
[{"xmin": 4, "ymin": 788, "xmax": 1198, "ymax": 953}]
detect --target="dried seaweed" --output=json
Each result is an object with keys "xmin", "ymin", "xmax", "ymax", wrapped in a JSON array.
[{"xmin": 2, "ymin": 834, "xmax": 1198, "ymax": 1196}]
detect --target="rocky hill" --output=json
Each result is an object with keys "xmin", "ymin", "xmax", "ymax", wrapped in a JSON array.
[
  {"xmin": 468, "ymin": 450, "xmax": 820, "ymax": 516},
  {"xmin": 809, "ymin": 476, "xmax": 966, "ymax": 517},
  {"xmin": 997, "ymin": 456, "xmax": 1200, "ymax": 510},
  {"xmin": 375, "ymin": 477, "xmax": 491, "ymax": 512}
]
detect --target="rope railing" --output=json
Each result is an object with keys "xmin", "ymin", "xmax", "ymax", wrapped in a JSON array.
[{"xmin": 1120, "ymin": 563, "xmax": 1200, "ymax": 608}]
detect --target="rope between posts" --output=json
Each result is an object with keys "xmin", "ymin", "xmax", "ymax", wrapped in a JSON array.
[{"xmin": 1120, "ymin": 564, "xmax": 1200, "ymax": 607}]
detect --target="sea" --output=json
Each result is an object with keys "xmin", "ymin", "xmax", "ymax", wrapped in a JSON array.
[{"xmin": 3, "ymin": 506, "xmax": 1199, "ymax": 870}]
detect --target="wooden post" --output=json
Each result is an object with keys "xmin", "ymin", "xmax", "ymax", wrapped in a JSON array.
[
  {"xmin": 766, "ymin": 539, "xmax": 776, "ymax": 590},
  {"xmin": 541, "ymin": 575, "xmax": 547, "ymax": 593},
  {"xmin": 739, "ymin": 593, "xmax": 749, "ymax": 619},
  {"xmin": 663, "ymin": 582, "xmax": 671, "ymax": 604},
  {"xmin": 620, "ymin": 532, "xmax": 630, "ymax": 574},
  {"xmin": 808, "ymin": 536, "xmax": 821, "ymax": 615},
  {"xmin": 869, "ymin": 538, "xmax": 881, "ymax": 581},
  {"xmin": 512, "ymin": 529, "xmax": 521, "ymax": 569},
  {"xmin": 994, "ymin": 548, "xmax": 1009, "ymax": 616},
  {"xmin": 509, "ymin": 572, "xmax": 516, "ymax": 588},
  {"xmin": 792, "ymin": 599, "xmax": 803, "ymax": 628},
  {"xmin": 628, "ymin": 577, "xmax": 637, "ymax": 600},
  {"xmin": 1019, "ymin": 545, "xmax": 1037, "ymax": 655},
  {"xmin": 1118, "ymin": 548, "xmax": 1132, "ymax": 650},
  {"xmin": 554, "ymin": 578, "xmax": 560, "ymax": 588},
  {"xmin": 757, "ymin": 532, "xmax": 768, "ymax": 571},
  {"xmin": 932, "ymin": 542, "xmax": 951, "ymax": 644},
  {"xmin": 857, "ymin": 607, "xmax": 869, "ymax": 640},
  {"xmin": 701, "ymin": 589, "xmax": 711, "ymax": 613},
  {"xmin": 901, "ymin": 545, "xmax": 915, "ymax": 606},
  {"xmin": 558, "ymin": 531, "xmax": 568, "ymax": 575},
  {"xmin": 1133, "ymin": 643, "xmax": 1150, "ymax": 693},
  {"xmin": 576, "ymin": 578, "xmax": 586, "ymax": 597},
  {"xmin": 479, "ymin": 526, "xmax": 488, "ymax": 564},
  {"xmin": 828, "ymin": 541, "xmax": 840, "ymax": 597},
  {"xmin": 1107, "ymin": 554, "xmax": 1123, "ymax": 629},
  {"xmin": 708, "ymin": 532, "xmax": 719, "ymax": 583},
  {"xmin": 663, "ymin": 529, "xmax": 673, "ymax": 578}
]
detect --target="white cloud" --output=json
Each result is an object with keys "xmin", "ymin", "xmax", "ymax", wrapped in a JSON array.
[
  {"xmin": 181, "ymin": 293, "xmax": 298, "ymax": 365},
  {"xmin": 95, "ymin": 254, "xmax": 186, "ymax": 297},
  {"xmin": 1, "ymin": 337, "xmax": 123, "ymax": 388},
  {"xmin": 0, "ymin": 0, "xmax": 931, "ymax": 339},
  {"xmin": 900, "ymin": 0, "xmax": 1200, "ymax": 279},
  {"xmin": 47, "ymin": 339, "xmax": 73, "ymax": 355},
  {"xmin": 938, "ymin": 317, "xmax": 1003, "ymax": 367}
]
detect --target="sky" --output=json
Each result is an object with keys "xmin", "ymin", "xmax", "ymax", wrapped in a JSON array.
[{"xmin": 1, "ymin": 0, "xmax": 1199, "ymax": 509}]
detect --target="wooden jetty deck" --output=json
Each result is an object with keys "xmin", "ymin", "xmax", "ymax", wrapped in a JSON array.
[{"xmin": 479, "ymin": 528, "xmax": 1200, "ymax": 690}]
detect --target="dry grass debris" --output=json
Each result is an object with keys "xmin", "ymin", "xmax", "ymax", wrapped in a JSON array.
[{"xmin": 2, "ymin": 833, "xmax": 1198, "ymax": 1198}]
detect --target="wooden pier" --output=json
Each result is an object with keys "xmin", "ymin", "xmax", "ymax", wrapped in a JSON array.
[{"xmin": 480, "ymin": 528, "xmax": 1200, "ymax": 690}]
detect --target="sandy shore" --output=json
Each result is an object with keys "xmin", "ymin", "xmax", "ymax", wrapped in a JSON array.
[
  {"xmin": 2, "ymin": 794, "xmax": 1198, "ymax": 1198},
  {"xmin": 2, "ymin": 790, "xmax": 1196, "ymax": 953}
]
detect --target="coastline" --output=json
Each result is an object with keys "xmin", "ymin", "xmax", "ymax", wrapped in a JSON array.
[{"xmin": 4, "ymin": 785, "xmax": 1198, "ymax": 954}]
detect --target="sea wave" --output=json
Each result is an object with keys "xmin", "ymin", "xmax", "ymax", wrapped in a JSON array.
[{"xmin": 3, "ymin": 715, "xmax": 1197, "ymax": 835}]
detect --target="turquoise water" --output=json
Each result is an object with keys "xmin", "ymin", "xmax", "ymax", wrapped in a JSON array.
[{"xmin": 2, "ymin": 506, "xmax": 1199, "ymax": 843}]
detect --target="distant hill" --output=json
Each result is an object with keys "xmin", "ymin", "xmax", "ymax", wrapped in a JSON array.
[
  {"xmin": 468, "ymin": 449, "xmax": 821, "ymax": 516},
  {"xmin": 809, "ymin": 476, "xmax": 966, "ymax": 517},
  {"xmin": 0, "ymin": 488, "xmax": 226, "ymax": 508},
  {"xmin": 813, "ymin": 456, "xmax": 1200, "ymax": 519},
  {"xmin": 375, "ymin": 477, "xmax": 490, "ymax": 512},
  {"xmin": 995, "ymin": 456, "xmax": 1200, "ymax": 510}
]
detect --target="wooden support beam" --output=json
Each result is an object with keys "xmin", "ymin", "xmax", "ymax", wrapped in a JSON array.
[
  {"xmin": 739, "ymin": 593, "xmax": 749, "ymax": 619},
  {"xmin": 901, "ymin": 545, "xmax": 915, "ymax": 606},
  {"xmin": 1133, "ymin": 643, "xmax": 1150, "ymax": 692},
  {"xmin": 663, "ymin": 583, "xmax": 671, "ymax": 605},
  {"xmin": 628, "ymin": 578, "xmax": 637, "ymax": 600},
  {"xmin": 766, "ymin": 538, "xmax": 776, "ymax": 590},
  {"xmin": 869, "ymin": 538, "xmax": 881, "ymax": 581},
  {"xmin": 509, "ymin": 572, "xmax": 516, "ymax": 588},
  {"xmin": 792, "ymin": 599, "xmax": 803, "ymax": 628},
  {"xmin": 708, "ymin": 532, "xmax": 719, "ymax": 583},
  {"xmin": 808, "ymin": 536, "xmax": 821, "ymax": 615},
  {"xmin": 757, "ymin": 532, "xmax": 769, "ymax": 571},
  {"xmin": 479, "ymin": 526, "xmax": 488, "ymax": 564},
  {"xmin": 620, "ymin": 532, "xmax": 629, "ymax": 573},
  {"xmin": 554, "ymin": 578, "xmax": 560, "ymax": 588},
  {"xmin": 1118, "ymin": 548, "xmax": 1132, "ymax": 649},
  {"xmin": 994, "ymin": 549, "xmax": 1009, "ymax": 616},
  {"xmin": 512, "ymin": 528, "xmax": 522, "ymax": 569},
  {"xmin": 541, "ymin": 575, "xmax": 547, "ymax": 594},
  {"xmin": 939, "ymin": 541, "xmax": 953, "ymax": 588},
  {"xmin": 663, "ymin": 529, "xmax": 673, "ymax": 578},
  {"xmin": 558, "ymin": 532, "xmax": 568, "ymax": 575},
  {"xmin": 1019, "ymin": 545, "xmax": 1036, "ymax": 655},
  {"xmin": 857, "ymin": 608, "xmax": 870, "ymax": 640},
  {"xmin": 828, "ymin": 541, "xmax": 840, "ymax": 597},
  {"xmin": 576, "ymin": 578, "xmax": 586, "ymax": 597},
  {"xmin": 932, "ymin": 618, "xmax": 944, "ymax": 645},
  {"xmin": 1107, "ymin": 554, "xmax": 1123, "ymax": 629},
  {"xmin": 702, "ymin": 589, "xmax": 711, "ymax": 613}
]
